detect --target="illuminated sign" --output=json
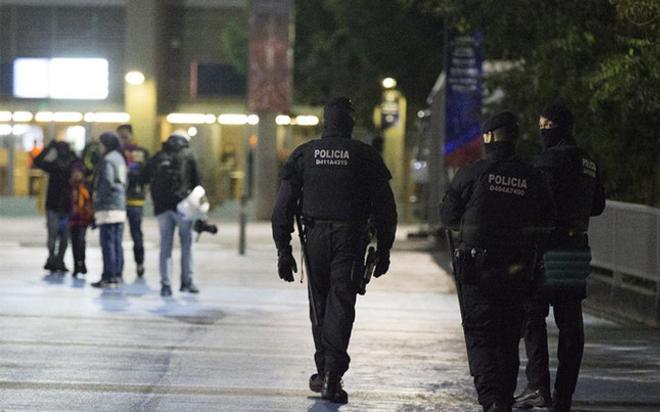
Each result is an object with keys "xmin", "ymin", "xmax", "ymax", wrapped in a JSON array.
[{"xmin": 13, "ymin": 58, "xmax": 109, "ymax": 100}]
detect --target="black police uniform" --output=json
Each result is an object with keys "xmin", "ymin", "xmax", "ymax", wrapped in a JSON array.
[
  {"xmin": 441, "ymin": 117, "xmax": 555, "ymax": 412},
  {"xmin": 518, "ymin": 114, "xmax": 605, "ymax": 410},
  {"xmin": 271, "ymin": 98, "xmax": 397, "ymax": 402}
]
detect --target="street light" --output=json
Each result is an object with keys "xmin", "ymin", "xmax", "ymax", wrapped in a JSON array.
[
  {"xmin": 125, "ymin": 70, "xmax": 145, "ymax": 85},
  {"xmin": 382, "ymin": 77, "xmax": 397, "ymax": 89}
]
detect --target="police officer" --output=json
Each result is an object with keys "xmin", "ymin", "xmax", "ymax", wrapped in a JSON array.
[
  {"xmin": 440, "ymin": 112, "xmax": 555, "ymax": 412},
  {"xmin": 514, "ymin": 104, "xmax": 605, "ymax": 412},
  {"xmin": 271, "ymin": 97, "xmax": 397, "ymax": 404}
]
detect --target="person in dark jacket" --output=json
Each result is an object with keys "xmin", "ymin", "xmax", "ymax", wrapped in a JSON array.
[
  {"xmin": 514, "ymin": 105, "xmax": 605, "ymax": 412},
  {"xmin": 271, "ymin": 97, "xmax": 398, "ymax": 404},
  {"xmin": 441, "ymin": 112, "xmax": 555, "ymax": 412},
  {"xmin": 118, "ymin": 124, "xmax": 150, "ymax": 278},
  {"xmin": 145, "ymin": 132, "xmax": 201, "ymax": 297},
  {"xmin": 90, "ymin": 132, "xmax": 128, "ymax": 288},
  {"xmin": 33, "ymin": 140, "xmax": 76, "ymax": 273}
]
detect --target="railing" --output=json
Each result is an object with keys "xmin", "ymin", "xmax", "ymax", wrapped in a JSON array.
[{"xmin": 587, "ymin": 200, "xmax": 660, "ymax": 326}]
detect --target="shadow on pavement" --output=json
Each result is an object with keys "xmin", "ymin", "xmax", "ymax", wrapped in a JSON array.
[{"xmin": 306, "ymin": 397, "xmax": 343, "ymax": 412}]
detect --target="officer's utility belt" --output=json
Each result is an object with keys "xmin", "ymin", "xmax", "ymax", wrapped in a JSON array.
[
  {"xmin": 303, "ymin": 217, "xmax": 367, "ymax": 229},
  {"xmin": 453, "ymin": 247, "xmax": 488, "ymax": 285}
]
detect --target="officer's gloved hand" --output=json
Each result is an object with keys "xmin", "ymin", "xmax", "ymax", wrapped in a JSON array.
[
  {"xmin": 374, "ymin": 249, "xmax": 391, "ymax": 278},
  {"xmin": 277, "ymin": 246, "xmax": 297, "ymax": 282}
]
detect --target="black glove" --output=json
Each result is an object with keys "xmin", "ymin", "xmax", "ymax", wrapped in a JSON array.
[
  {"xmin": 374, "ymin": 249, "xmax": 390, "ymax": 278},
  {"xmin": 277, "ymin": 246, "xmax": 297, "ymax": 282}
]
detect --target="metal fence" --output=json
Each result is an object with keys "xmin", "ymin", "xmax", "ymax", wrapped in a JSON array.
[
  {"xmin": 587, "ymin": 200, "xmax": 660, "ymax": 326},
  {"xmin": 589, "ymin": 200, "xmax": 660, "ymax": 282}
]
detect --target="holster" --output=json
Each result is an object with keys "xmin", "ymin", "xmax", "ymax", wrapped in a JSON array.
[{"xmin": 454, "ymin": 247, "xmax": 488, "ymax": 285}]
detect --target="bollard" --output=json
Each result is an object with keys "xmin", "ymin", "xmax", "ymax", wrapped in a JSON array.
[{"xmin": 239, "ymin": 195, "xmax": 247, "ymax": 255}]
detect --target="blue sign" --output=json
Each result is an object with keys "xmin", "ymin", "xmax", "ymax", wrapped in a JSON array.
[{"xmin": 445, "ymin": 33, "xmax": 483, "ymax": 166}]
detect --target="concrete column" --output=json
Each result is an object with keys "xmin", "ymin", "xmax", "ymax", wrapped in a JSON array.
[
  {"xmin": 427, "ymin": 76, "xmax": 447, "ymax": 227},
  {"xmin": 254, "ymin": 112, "xmax": 278, "ymax": 220},
  {"xmin": 124, "ymin": 0, "xmax": 162, "ymax": 151}
]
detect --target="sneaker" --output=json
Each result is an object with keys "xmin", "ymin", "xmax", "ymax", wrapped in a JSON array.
[
  {"xmin": 136, "ymin": 264, "xmax": 145, "ymax": 278},
  {"xmin": 321, "ymin": 372, "xmax": 348, "ymax": 404},
  {"xmin": 309, "ymin": 373, "xmax": 324, "ymax": 393},
  {"xmin": 73, "ymin": 262, "xmax": 87, "ymax": 277},
  {"xmin": 91, "ymin": 279, "xmax": 116, "ymax": 288},
  {"xmin": 44, "ymin": 257, "xmax": 57, "ymax": 271},
  {"xmin": 514, "ymin": 388, "xmax": 551, "ymax": 409},
  {"xmin": 54, "ymin": 259, "xmax": 69, "ymax": 273},
  {"xmin": 180, "ymin": 282, "xmax": 199, "ymax": 293},
  {"xmin": 161, "ymin": 285, "xmax": 172, "ymax": 297}
]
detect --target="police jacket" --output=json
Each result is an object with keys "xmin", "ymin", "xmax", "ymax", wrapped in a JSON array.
[
  {"xmin": 534, "ymin": 141, "xmax": 605, "ymax": 237},
  {"xmin": 271, "ymin": 132, "xmax": 397, "ymax": 252},
  {"xmin": 145, "ymin": 136, "xmax": 201, "ymax": 216},
  {"xmin": 123, "ymin": 143, "xmax": 150, "ymax": 207},
  {"xmin": 441, "ymin": 142, "xmax": 556, "ymax": 262}
]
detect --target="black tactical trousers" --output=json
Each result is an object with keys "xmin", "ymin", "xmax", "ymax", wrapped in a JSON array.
[
  {"xmin": 305, "ymin": 222, "xmax": 362, "ymax": 376},
  {"xmin": 457, "ymin": 265, "xmax": 524, "ymax": 411},
  {"xmin": 522, "ymin": 297, "xmax": 584, "ymax": 404}
]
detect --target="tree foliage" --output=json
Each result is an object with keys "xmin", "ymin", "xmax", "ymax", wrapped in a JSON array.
[{"xmin": 401, "ymin": 0, "xmax": 660, "ymax": 205}]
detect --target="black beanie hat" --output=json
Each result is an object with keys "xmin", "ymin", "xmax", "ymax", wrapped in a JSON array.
[
  {"xmin": 99, "ymin": 132, "xmax": 121, "ymax": 152},
  {"xmin": 323, "ymin": 97, "xmax": 355, "ymax": 136},
  {"xmin": 540, "ymin": 104, "xmax": 574, "ymax": 132},
  {"xmin": 481, "ymin": 111, "xmax": 519, "ymax": 140}
]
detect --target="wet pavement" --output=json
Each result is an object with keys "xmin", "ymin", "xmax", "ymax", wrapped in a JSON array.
[{"xmin": 0, "ymin": 217, "xmax": 658, "ymax": 411}]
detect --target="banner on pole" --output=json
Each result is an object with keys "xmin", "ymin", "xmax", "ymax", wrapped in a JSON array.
[
  {"xmin": 445, "ymin": 33, "xmax": 483, "ymax": 168},
  {"xmin": 247, "ymin": 0, "xmax": 294, "ymax": 113}
]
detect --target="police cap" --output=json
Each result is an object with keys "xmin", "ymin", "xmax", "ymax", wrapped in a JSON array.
[{"xmin": 481, "ymin": 111, "xmax": 519, "ymax": 140}]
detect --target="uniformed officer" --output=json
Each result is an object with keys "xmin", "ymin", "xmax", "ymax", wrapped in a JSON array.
[
  {"xmin": 514, "ymin": 104, "xmax": 605, "ymax": 412},
  {"xmin": 271, "ymin": 97, "xmax": 397, "ymax": 404},
  {"xmin": 440, "ymin": 111, "xmax": 555, "ymax": 412}
]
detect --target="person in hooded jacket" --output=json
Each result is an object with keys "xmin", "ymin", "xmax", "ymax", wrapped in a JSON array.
[
  {"xmin": 514, "ymin": 105, "xmax": 605, "ymax": 412},
  {"xmin": 33, "ymin": 140, "xmax": 76, "ymax": 273},
  {"xmin": 144, "ymin": 133, "xmax": 201, "ymax": 297},
  {"xmin": 90, "ymin": 132, "xmax": 128, "ymax": 288},
  {"xmin": 271, "ymin": 97, "xmax": 397, "ymax": 404}
]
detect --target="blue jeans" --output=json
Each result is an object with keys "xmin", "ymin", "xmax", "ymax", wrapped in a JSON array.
[
  {"xmin": 157, "ymin": 210, "xmax": 193, "ymax": 287},
  {"xmin": 99, "ymin": 223, "xmax": 124, "ymax": 280},
  {"xmin": 127, "ymin": 206, "xmax": 145, "ymax": 265}
]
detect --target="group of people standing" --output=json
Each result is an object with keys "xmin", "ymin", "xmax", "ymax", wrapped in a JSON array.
[
  {"xmin": 271, "ymin": 98, "xmax": 604, "ymax": 412},
  {"xmin": 441, "ymin": 105, "xmax": 605, "ymax": 412},
  {"xmin": 34, "ymin": 125, "xmax": 205, "ymax": 297}
]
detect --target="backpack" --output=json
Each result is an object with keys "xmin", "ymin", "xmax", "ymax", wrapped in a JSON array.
[{"xmin": 151, "ymin": 150, "xmax": 187, "ymax": 206}]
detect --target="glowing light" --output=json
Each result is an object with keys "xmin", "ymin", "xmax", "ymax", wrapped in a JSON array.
[
  {"xmin": 125, "ymin": 71, "xmax": 145, "ymax": 85},
  {"xmin": 294, "ymin": 115, "xmax": 320, "ymax": 126},
  {"xmin": 36, "ymin": 112, "xmax": 83, "ymax": 123},
  {"xmin": 382, "ymin": 77, "xmax": 397, "ymax": 89},
  {"xmin": 49, "ymin": 58, "xmax": 109, "ymax": 99},
  {"xmin": 205, "ymin": 114, "xmax": 217, "ymax": 124},
  {"xmin": 0, "ymin": 124, "xmax": 12, "ymax": 135},
  {"xmin": 85, "ymin": 112, "xmax": 131, "ymax": 123},
  {"xmin": 247, "ymin": 114, "xmax": 259, "ymax": 125},
  {"xmin": 0, "ymin": 112, "xmax": 13, "ymax": 122},
  {"xmin": 12, "ymin": 124, "xmax": 28, "ymax": 135},
  {"xmin": 187, "ymin": 127, "xmax": 198, "ymax": 137},
  {"xmin": 275, "ymin": 115, "xmax": 291, "ymax": 126},
  {"xmin": 166, "ymin": 113, "xmax": 209, "ymax": 124},
  {"xmin": 12, "ymin": 111, "xmax": 33, "ymax": 122},
  {"xmin": 218, "ymin": 114, "xmax": 248, "ymax": 125}
]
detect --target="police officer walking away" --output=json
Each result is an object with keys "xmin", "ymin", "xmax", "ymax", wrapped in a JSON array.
[
  {"xmin": 271, "ymin": 97, "xmax": 397, "ymax": 404},
  {"xmin": 441, "ymin": 112, "xmax": 555, "ymax": 412},
  {"xmin": 514, "ymin": 104, "xmax": 605, "ymax": 412},
  {"xmin": 117, "ymin": 124, "xmax": 150, "ymax": 278}
]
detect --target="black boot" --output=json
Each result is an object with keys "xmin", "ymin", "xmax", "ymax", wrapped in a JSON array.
[
  {"xmin": 551, "ymin": 393, "xmax": 572, "ymax": 412},
  {"xmin": 309, "ymin": 373, "xmax": 323, "ymax": 393},
  {"xmin": 44, "ymin": 256, "xmax": 57, "ymax": 271},
  {"xmin": 513, "ymin": 387, "xmax": 551, "ymax": 408},
  {"xmin": 321, "ymin": 372, "xmax": 348, "ymax": 404},
  {"xmin": 486, "ymin": 400, "xmax": 511, "ymax": 412}
]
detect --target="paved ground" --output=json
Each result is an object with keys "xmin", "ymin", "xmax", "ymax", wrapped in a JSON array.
[{"xmin": 0, "ymin": 217, "xmax": 658, "ymax": 411}]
